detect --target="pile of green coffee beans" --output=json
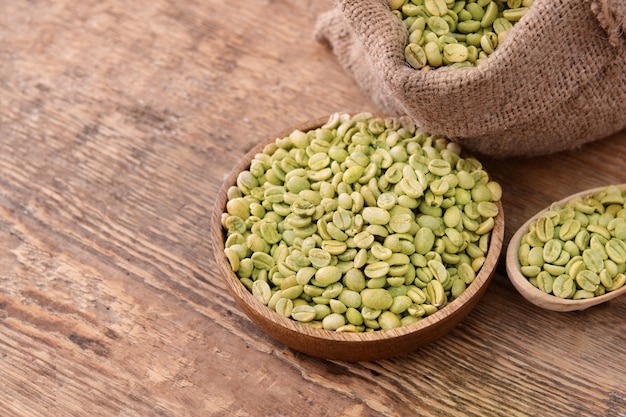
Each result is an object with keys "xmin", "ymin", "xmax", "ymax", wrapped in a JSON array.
[
  {"xmin": 518, "ymin": 185, "xmax": 626, "ymax": 299},
  {"xmin": 221, "ymin": 112, "xmax": 501, "ymax": 332},
  {"xmin": 389, "ymin": 0, "xmax": 532, "ymax": 70}
]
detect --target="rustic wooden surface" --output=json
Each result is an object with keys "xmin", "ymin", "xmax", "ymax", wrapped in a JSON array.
[{"xmin": 1, "ymin": 1, "xmax": 625, "ymax": 416}]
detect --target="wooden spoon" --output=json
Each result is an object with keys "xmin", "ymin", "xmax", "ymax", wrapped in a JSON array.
[{"xmin": 506, "ymin": 184, "xmax": 626, "ymax": 312}]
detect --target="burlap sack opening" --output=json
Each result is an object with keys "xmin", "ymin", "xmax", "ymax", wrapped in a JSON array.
[{"xmin": 315, "ymin": 0, "xmax": 626, "ymax": 158}]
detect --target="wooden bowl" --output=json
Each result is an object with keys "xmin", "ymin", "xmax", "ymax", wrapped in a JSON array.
[
  {"xmin": 211, "ymin": 116, "xmax": 505, "ymax": 361},
  {"xmin": 506, "ymin": 184, "xmax": 626, "ymax": 312}
]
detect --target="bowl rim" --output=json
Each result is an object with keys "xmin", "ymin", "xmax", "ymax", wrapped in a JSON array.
[
  {"xmin": 505, "ymin": 183, "xmax": 626, "ymax": 312},
  {"xmin": 211, "ymin": 114, "xmax": 505, "ymax": 346}
]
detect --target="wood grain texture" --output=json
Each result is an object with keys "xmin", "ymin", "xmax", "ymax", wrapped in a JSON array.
[{"xmin": 1, "ymin": 0, "xmax": 625, "ymax": 416}]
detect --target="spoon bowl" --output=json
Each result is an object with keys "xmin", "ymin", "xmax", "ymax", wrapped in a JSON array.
[{"xmin": 506, "ymin": 184, "xmax": 626, "ymax": 312}]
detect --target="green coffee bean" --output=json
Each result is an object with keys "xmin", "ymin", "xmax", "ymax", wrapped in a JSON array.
[
  {"xmin": 582, "ymin": 248, "xmax": 605, "ymax": 273},
  {"xmin": 588, "ymin": 224, "xmax": 611, "ymax": 240},
  {"xmin": 424, "ymin": 41, "xmax": 443, "ymax": 67},
  {"xmin": 223, "ymin": 247, "xmax": 240, "ymax": 272},
  {"xmin": 414, "ymin": 227, "xmax": 436, "ymax": 254},
  {"xmin": 471, "ymin": 184, "xmax": 492, "ymax": 203},
  {"xmin": 275, "ymin": 298, "xmax": 294, "ymax": 317},
  {"xmin": 457, "ymin": 20, "xmax": 481, "ymax": 34},
  {"xmin": 407, "ymin": 286, "xmax": 427, "ymax": 304},
  {"xmin": 329, "ymin": 299, "xmax": 347, "ymax": 314},
  {"xmin": 576, "ymin": 270, "xmax": 600, "ymax": 292},
  {"xmin": 408, "ymin": 16, "xmax": 427, "ymax": 33},
  {"xmin": 443, "ymin": 206, "xmax": 462, "ymax": 228},
  {"xmin": 378, "ymin": 311, "xmax": 401, "ymax": 330},
  {"xmin": 291, "ymin": 305, "xmax": 316, "ymax": 322},
  {"xmin": 604, "ymin": 259, "xmax": 619, "ymax": 278},
  {"xmin": 559, "ymin": 219, "xmax": 581, "ymax": 241},
  {"xmin": 342, "ymin": 268, "xmax": 366, "ymax": 292},
  {"xmin": 427, "ymin": 16, "xmax": 450, "ymax": 36},
  {"xmin": 535, "ymin": 216, "xmax": 555, "ymax": 243},
  {"xmin": 251, "ymin": 280, "xmax": 272, "ymax": 305},
  {"xmin": 536, "ymin": 271, "xmax": 554, "ymax": 294},
  {"xmin": 517, "ymin": 185, "xmax": 626, "ymax": 299},
  {"xmin": 326, "ymin": 223, "xmax": 348, "ymax": 241},
  {"xmin": 405, "ymin": 43, "xmax": 428, "ymax": 69},
  {"xmin": 371, "ymin": 243, "xmax": 393, "ymax": 260},
  {"xmin": 390, "ymin": 295, "xmax": 413, "ymax": 314},
  {"xmin": 480, "ymin": 32, "xmax": 498, "ymax": 54},
  {"xmin": 573, "ymin": 289, "xmax": 596, "ymax": 300},
  {"xmin": 361, "ymin": 288, "xmax": 394, "ymax": 310},
  {"xmin": 389, "ymin": 0, "xmax": 405, "ymax": 10},
  {"xmin": 425, "ymin": 0, "xmax": 448, "ymax": 16},
  {"xmin": 458, "ymin": 262, "xmax": 476, "ymax": 284},
  {"xmin": 492, "ymin": 18, "xmax": 513, "ymax": 36},
  {"xmin": 315, "ymin": 265, "xmax": 343, "ymax": 286},
  {"xmin": 427, "ymin": 259, "xmax": 449, "ymax": 284},
  {"xmin": 477, "ymin": 201, "xmax": 499, "ymax": 218},
  {"xmin": 389, "ymin": 213, "xmax": 413, "ymax": 234},
  {"xmin": 475, "ymin": 217, "xmax": 495, "ymax": 235},
  {"xmin": 426, "ymin": 279, "xmax": 447, "ymax": 307},
  {"xmin": 281, "ymin": 284, "xmax": 304, "ymax": 300},
  {"xmin": 307, "ymin": 248, "xmax": 331, "ymax": 268},
  {"xmin": 502, "ymin": 7, "xmax": 528, "ymax": 21},
  {"xmin": 361, "ymin": 306, "xmax": 381, "ymax": 321},
  {"xmin": 607, "ymin": 273, "xmax": 626, "ymax": 291},
  {"xmin": 295, "ymin": 267, "xmax": 316, "ymax": 286},
  {"xmin": 543, "ymin": 264, "xmax": 565, "ymax": 276},
  {"xmin": 442, "ymin": 43, "xmax": 468, "ymax": 63},
  {"xmin": 451, "ymin": 278, "xmax": 467, "ymax": 298},
  {"xmin": 479, "ymin": 1, "xmax": 498, "ymax": 26},
  {"xmin": 364, "ymin": 261, "xmax": 391, "ymax": 279},
  {"xmin": 553, "ymin": 275, "xmax": 576, "ymax": 298},
  {"xmin": 606, "ymin": 238, "xmax": 626, "ymax": 264},
  {"xmin": 611, "ymin": 220, "xmax": 626, "ymax": 239},
  {"xmin": 345, "ymin": 307, "xmax": 364, "ymax": 326},
  {"xmin": 542, "ymin": 239, "xmax": 563, "ymax": 264},
  {"xmin": 362, "ymin": 207, "xmax": 391, "ymax": 225},
  {"xmin": 322, "ymin": 313, "xmax": 346, "ymax": 331},
  {"xmin": 251, "ymin": 252, "xmax": 275, "ymax": 270},
  {"xmin": 322, "ymin": 240, "xmax": 348, "ymax": 255},
  {"xmin": 520, "ymin": 265, "xmax": 541, "ymax": 278},
  {"xmin": 337, "ymin": 289, "xmax": 361, "ymax": 309},
  {"xmin": 322, "ymin": 282, "xmax": 344, "ymax": 299}
]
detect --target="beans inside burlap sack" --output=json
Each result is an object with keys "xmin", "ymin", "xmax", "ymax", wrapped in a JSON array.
[{"xmin": 315, "ymin": 0, "xmax": 626, "ymax": 158}]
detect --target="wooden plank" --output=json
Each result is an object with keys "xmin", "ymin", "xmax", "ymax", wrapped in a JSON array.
[{"xmin": 0, "ymin": 0, "xmax": 625, "ymax": 415}]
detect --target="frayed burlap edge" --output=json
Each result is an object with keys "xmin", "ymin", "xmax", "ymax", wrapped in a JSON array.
[{"xmin": 591, "ymin": 0, "xmax": 626, "ymax": 50}]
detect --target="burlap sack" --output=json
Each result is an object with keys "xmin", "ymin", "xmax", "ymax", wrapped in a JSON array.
[{"xmin": 315, "ymin": 0, "xmax": 626, "ymax": 158}]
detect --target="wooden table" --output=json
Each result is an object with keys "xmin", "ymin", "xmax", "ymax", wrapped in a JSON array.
[{"xmin": 1, "ymin": 1, "xmax": 625, "ymax": 415}]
